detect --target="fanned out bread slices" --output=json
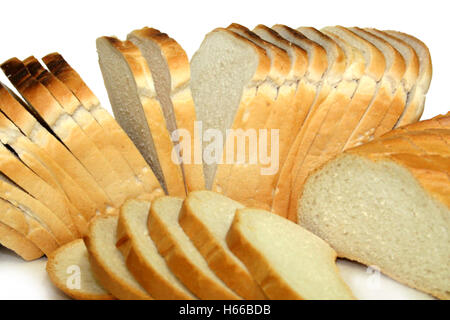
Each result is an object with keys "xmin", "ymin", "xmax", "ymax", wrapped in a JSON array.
[
  {"xmin": 0, "ymin": 222, "xmax": 43, "ymax": 261},
  {"xmin": 298, "ymin": 113, "xmax": 449, "ymax": 300},
  {"xmin": 117, "ymin": 199, "xmax": 195, "ymax": 299},
  {"xmin": 96, "ymin": 36, "xmax": 184, "ymax": 197},
  {"xmin": 179, "ymin": 190, "xmax": 266, "ymax": 299},
  {"xmin": 227, "ymin": 208, "xmax": 355, "ymax": 300},
  {"xmin": 84, "ymin": 215, "xmax": 152, "ymax": 300},
  {"xmin": 148, "ymin": 196, "xmax": 241, "ymax": 299},
  {"xmin": 127, "ymin": 27, "xmax": 205, "ymax": 193},
  {"xmin": 46, "ymin": 239, "xmax": 114, "ymax": 300},
  {"xmin": 41, "ymin": 53, "xmax": 163, "ymax": 199}
]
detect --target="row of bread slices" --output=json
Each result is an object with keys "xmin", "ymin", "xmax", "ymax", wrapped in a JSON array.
[
  {"xmin": 0, "ymin": 53, "xmax": 167, "ymax": 259},
  {"xmin": 97, "ymin": 25, "xmax": 432, "ymax": 226},
  {"xmin": 47, "ymin": 190, "xmax": 355, "ymax": 300}
]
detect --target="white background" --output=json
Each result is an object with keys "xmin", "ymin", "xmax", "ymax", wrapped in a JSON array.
[{"xmin": 0, "ymin": 0, "xmax": 447, "ymax": 299}]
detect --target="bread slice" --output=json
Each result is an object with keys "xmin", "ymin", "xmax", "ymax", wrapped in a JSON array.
[
  {"xmin": 1, "ymin": 58, "xmax": 130, "ymax": 207},
  {"xmin": 0, "ymin": 83, "xmax": 114, "ymax": 214},
  {"xmin": 127, "ymin": 27, "xmax": 205, "ymax": 192},
  {"xmin": 0, "ymin": 197, "xmax": 58, "ymax": 255},
  {"xmin": 191, "ymin": 28, "xmax": 271, "ymax": 190},
  {"xmin": 46, "ymin": 239, "xmax": 114, "ymax": 300},
  {"xmin": 179, "ymin": 190, "xmax": 266, "ymax": 299},
  {"xmin": 84, "ymin": 215, "xmax": 152, "ymax": 300},
  {"xmin": 299, "ymin": 116, "xmax": 449, "ymax": 299},
  {"xmin": 226, "ymin": 208, "xmax": 354, "ymax": 300},
  {"xmin": 0, "ymin": 221, "xmax": 43, "ymax": 261},
  {"xmin": 23, "ymin": 56, "xmax": 149, "ymax": 201},
  {"xmin": 349, "ymin": 27, "xmax": 407, "ymax": 136},
  {"xmin": 270, "ymin": 25, "xmax": 329, "ymax": 217},
  {"xmin": 0, "ymin": 139, "xmax": 80, "ymax": 238},
  {"xmin": 209, "ymin": 23, "xmax": 292, "ymax": 209},
  {"xmin": 383, "ymin": 30, "xmax": 432, "ymax": 127},
  {"xmin": 117, "ymin": 199, "xmax": 195, "ymax": 299},
  {"xmin": 96, "ymin": 36, "xmax": 185, "ymax": 197},
  {"xmin": 149, "ymin": 196, "xmax": 241, "ymax": 299},
  {"xmin": 42, "ymin": 53, "xmax": 163, "ymax": 200},
  {"xmin": 0, "ymin": 110, "xmax": 97, "ymax": 220}
]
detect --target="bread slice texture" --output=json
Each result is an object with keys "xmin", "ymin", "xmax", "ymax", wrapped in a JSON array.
[
  {"xmin": 179, "ymin": 190, "xmax": 266, "ymax": 299},
  {"xmin": 42, "ymin": 53, "xmax": 163, "ymax": 200},
  {"xmin": 210, "ymin": 23, "xmax": 292, "ymax": 209},
  {"xmin": 117, "ymin": 199, "xmax": 195, "ymax": 299},
  {"xmin": 226, "ymin": 208, "xmax": 354, "ymax": 300},
  {"xmin": 0, "ymin": 110, "xmax": 97, "ymax": 221},
  {"xmin": 270, "ymin": 25, "xmax": 329, "ymax": 217},
  {"xmin": 0, "ymin": 197, "xmax": 58, "ymax": 255},
  {"xmin": 84, "ymin": 215, "xmax": 152, "ymax": 300},
  {"xmin": 0, "ymin": 83, "xmax": 114, "ymax": 214},
  {"xmin": 46, "ymin": 239, "xmax": 114, "ymax": 300},
  {"xmin": 148, "ymin": 196, "xmax": 241, "ymax": 299},
  {"xmin": 23, "ymin": 56, "xmax": 149, "ymax": 201},
  {"xmin": 383, "ymin": 30, "xmax": 432, "ymax": 127},
  {"xmin": 1, "ymin": 58, "xmax": 129, "ymax": 207},
  {"xmin": 127, "ymin": 27, "xmax": 205, "ymax": 192},
  {"xmin": 299, "ymin": 117, "xmax": 449, "ymax": 299},
  {"xmin": 191, "ymin": 28, "xmax": 271, "ymax": 190},
  {"xmin": 96, "ymin": 36, "xmax": 184, "ymax": 197},
  {"xmin": 0, "ymin": 221, "xmax": 43, "ymax": 261}
]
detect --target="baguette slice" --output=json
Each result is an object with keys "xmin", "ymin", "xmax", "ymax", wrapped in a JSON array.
[
  {"xmin": 42, "ymin": 53, "xmax": 163, "ymax": 200},
  {"xmin": 0, "ymin": 222, "xmax": 43, "ymax": 261},
  {"xmin": 117, "ymin": 199, "xmax": 195, "ymax": 300},
  {"xmin": 0, "ymin": 83, "xmax": 114, "ymax": 214},
  {"xmin": 299, "ymin": 115, "xmax": 449, "ymax": 299},
  {"xmin": 84, "ymin": 215, "xmax": 152, "ymax": 300},
  {"xmin": 191, "ymin": 28, "xmax": 271, "ymax": 190},
  {"xmin": 179, "ymin": 190, "xmax": 266, "ymax": 299},
  {"xmin": 46, "ymin": 239, "xmax": 114, "ymax": 300},
  {"xmin": 0, "ymin": 196, "xmax": 59, "ymax": 255},
  {"xmin": 96, "ymin": 36, "xmax": 185, "ymax": 197},
  {"xmin": 149, "ymin": 196, "xmax": 241, "ymax": 299},
  {"xmin": 127, "ymin": 27, "xmax": 205, "ymax": 192},
  {"xmin": 226, "ymin": 208, "xmax": 354, "ymax": 300},
  {"xmin": 23, "ymin": 56, "xmax": 149, "ymax": 201}
]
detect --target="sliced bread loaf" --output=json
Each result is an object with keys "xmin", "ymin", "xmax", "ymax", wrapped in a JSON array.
[
  {"xmin": 42, "ymin": 53, "xmax": 163, "ymax": 200},
  {"xmin": 0, "ymin": 83, "xmax": 114, "ymax": 214},
  {"xmin": 23, "ymin": 56, "xmax": 149, "ymax": 200},
  {"xmin": 298, "ymin": 115, "xmax": 449, "ymax": 299},
  {"xmin": 149, "ymin": 196, "xmax": 241, "ymax": 299},
  {"xmin": 227, "ymin": 208, "xmax": 354, "ymax": 300},
  {"xmin": 0, "ymin": 222, "xmax": 43, "ymax": 261},
  {"xmin": 84, "ymin": 215, "xmax": 152, "ymax": 300},
  {"xmin": 96, "ymin": 36, "xmax": 185, "ymax": 197},
  {"xmin": 46, "ymin": 239, "xmax": 114, "ymax": 300},
  {"xmin": 128, "ymin": 27, "xmax": 205, "ymax": 192},
  {"xmin": 179, "ymin": 190, "xmax": 266, "ymax": 299},
  {"xmin": 117, "ymin": 199, "xmax": 195, "ymax": 299}
]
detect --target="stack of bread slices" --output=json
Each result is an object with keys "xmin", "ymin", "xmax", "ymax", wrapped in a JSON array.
[{"xmin": 0, "ymin": 25, "xmax": 446, "ymax": 299}]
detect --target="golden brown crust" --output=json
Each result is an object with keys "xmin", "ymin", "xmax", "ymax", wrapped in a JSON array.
[
  {"xmin": 0, "ymin": 84, "xmax": 113, "ymax": 213},
  {"xmin": 226, "ymin": 212, "xmax": 303, "ymax": 300},
  {"xmin": 46, "ymin": 239, "xmax": 115, "ymax": 300},
  {"xmin": 178, "ymin": 199, "xmax": 266, "ymax": 299},
  {"xmin": 0, "ymin": 221, "xmax": 43, "ymax": 261},
  {"xmin": 42, "ymin": 53, "xmax": 163, "ymax": 199},
  {"xmin": 148, "ymin": 197, "xmax": 240, "ymax": 300},
  {"xmin": 84, "ymin": 215, "xmax": 152, "ymax": 300}
]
